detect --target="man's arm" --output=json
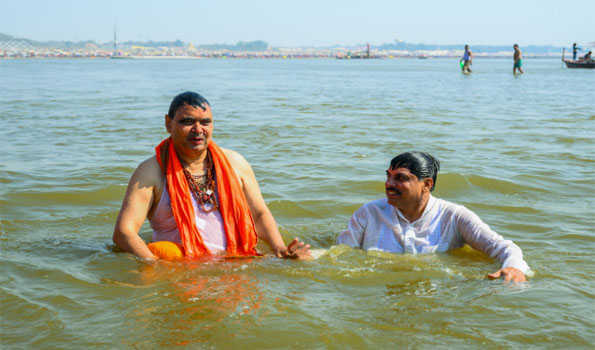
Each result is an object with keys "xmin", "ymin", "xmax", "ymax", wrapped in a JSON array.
[
  {"xmin": 112, "ymin": 157, "xmax": 160, "ymax": 260},
  {"xmin": 455, "ymin": 206, "xmax": 529, "ymax": 282},
  {"xmin": 225, "ymin": 150, "xmax": 310, "ymax": 259},
  {"xmin": 337, "ymin": 205, "xmax": 367, "ymax": 248}
]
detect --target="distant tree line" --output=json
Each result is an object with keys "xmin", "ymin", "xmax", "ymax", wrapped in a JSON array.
[
  {"xmin": 122, "ymin": 40, "xmax": 185, "ymax": 47},
  {"xmin": 376, "ymin": 41, "xmax": 564, "ymax": 54},
  {"xmin": 1, "ymin": 33, "xmax": 270, "ymax": 51},
  {"xmin": 198, "ymin": 40, "xmax": 269, "ymax": 51}
]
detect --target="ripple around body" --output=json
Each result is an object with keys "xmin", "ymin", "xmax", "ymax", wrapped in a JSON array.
[{"xmin": 1, "ymin": 58, "xmax": 594, "ymax": 348}]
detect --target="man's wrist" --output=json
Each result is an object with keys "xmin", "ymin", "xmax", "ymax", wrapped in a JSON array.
[
  {"xmin": 271, "ymin": 245, "xmax": 287, "ymax": 256},
  {"xmin": 502, "ymin": 259, "xmax": 530, "ymax": 275}
]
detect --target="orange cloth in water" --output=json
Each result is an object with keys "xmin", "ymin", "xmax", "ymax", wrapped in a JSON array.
[
  {"xmin": 148, "ymin": 241, "xmax": 184, "ymax": 260},
  {"xmin": 155, "ymin": 137, "xmax": 258, "ymax": 258}
]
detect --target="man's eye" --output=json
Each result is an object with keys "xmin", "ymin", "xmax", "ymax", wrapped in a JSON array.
[{"xmin": 180, "ymin": 119, "xmax": 194, "ymax": 125}]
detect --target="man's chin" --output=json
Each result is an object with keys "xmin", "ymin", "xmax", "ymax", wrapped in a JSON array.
[
  {"xmin": 386, "ymin": 196, "xmax": 400, "ymax": 206},
  {"xmin": 187, "ymin": 141, "xmax": 208, "ymax": 151}
]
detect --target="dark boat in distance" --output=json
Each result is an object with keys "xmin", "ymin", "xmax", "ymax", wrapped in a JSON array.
[
  {"xmin": 562, "ymin": 48, "xmax": 595, "ymax": 69},
  {"xmin": 564, "ymin": 60, "xmax": 595, "ymax": 68}
]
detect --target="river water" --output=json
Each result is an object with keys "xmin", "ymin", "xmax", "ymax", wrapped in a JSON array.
[{"xmin": 1, "ymin": 58, "xmax": 593, "ymax": 348}]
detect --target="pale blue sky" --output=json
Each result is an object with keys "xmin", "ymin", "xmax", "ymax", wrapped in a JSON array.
[{"xmin": 1, "ymin": 0, "xmax": 593, "ymax": 46}]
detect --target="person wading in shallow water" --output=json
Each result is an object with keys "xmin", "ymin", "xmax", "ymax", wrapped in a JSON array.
[
  {"xmin": 337, "ymin": 152, "xmax": 530, "ymax": 282},
  {"xmin": 113, "ymin": 91, "xmax": 310, "ymax": 260},
  {"xmin": 513, "ymin": 44, "xmax": 524, "ymax": 75},
  {"xmin": 460, "ymin": 44, "xmax": 473, "ymax": 74}
]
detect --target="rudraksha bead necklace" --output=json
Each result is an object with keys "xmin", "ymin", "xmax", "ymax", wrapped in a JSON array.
[{"xmin": 182, "ymin": 151, "xmax": 218, "ymax": 213}]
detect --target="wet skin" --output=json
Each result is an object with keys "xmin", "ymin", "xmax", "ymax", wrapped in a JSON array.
[
  {"xmin": 165, "ymin": 103, "xmax": 213, "ymax": 163},
  {"xmin": 385, "ymin": 167, "xmax": 433, "ymax": 221}
]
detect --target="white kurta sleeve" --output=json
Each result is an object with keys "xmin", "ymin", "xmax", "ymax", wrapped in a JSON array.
[
  {"xmin": 455, "ymin": 206, "xmax": 530, "ymax": 274},
  {"xmin": 337, "ymin": 205, "xmax": 368, "ymax": 248}
]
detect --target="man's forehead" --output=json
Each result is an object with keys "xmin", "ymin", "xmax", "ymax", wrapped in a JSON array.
[
  {"xmin": 386, "ymin": 167, "xmax": 414, "ymax": 176},
  {"xmin": 174, "ymin": 103, "xmax": 212, "ymax": 118}
]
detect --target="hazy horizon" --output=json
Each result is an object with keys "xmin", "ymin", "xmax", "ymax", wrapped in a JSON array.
[
  {"xmin": 0, "ymin": 32, "xmax": 579, "ymax": 49},
  {"xmin": 1, "ymin": 0, "xmax": 593, "ymax": 47}
]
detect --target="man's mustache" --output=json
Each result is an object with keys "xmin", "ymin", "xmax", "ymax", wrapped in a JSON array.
[{"xmin": 385, "ymin": 187, "xmax": 401, "ymax": 195}]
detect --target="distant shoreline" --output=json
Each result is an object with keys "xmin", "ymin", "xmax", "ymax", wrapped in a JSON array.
[{"xmin": 1, "ymin": 55, "xmax": 564, "ymax": 60}]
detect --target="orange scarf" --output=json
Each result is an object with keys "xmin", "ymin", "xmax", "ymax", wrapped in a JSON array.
[{"xmin": 155, "ymin": 138, "xmax": 258, "ymax": 258}]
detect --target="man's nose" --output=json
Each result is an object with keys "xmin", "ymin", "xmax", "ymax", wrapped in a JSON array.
[{"xmin": 191, "ymin": 123, "xmax": 205, "ymax": 132}]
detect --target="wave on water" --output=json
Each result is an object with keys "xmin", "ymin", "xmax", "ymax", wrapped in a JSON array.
[{"xmin": 3, "ymin": 185, "xmax": 125, "ymax": 209}]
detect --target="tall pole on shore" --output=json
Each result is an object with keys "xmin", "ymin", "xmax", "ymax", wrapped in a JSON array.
[{"xmin": 113, "ymin": 23, "xmax": 117, "ymax": 55}]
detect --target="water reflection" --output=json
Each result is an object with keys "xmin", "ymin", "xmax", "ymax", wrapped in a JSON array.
[{"xmin": 123, "ymin": 260, "xmax": 265, "ymax": 347}]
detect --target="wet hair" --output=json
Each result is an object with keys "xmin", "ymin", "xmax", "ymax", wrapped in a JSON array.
[
  {"xmin": 167, "ymin": 91, "xmax": 210, "ymax": 119},
  {"xmin": 513, "ymin": 44, "xmax": 519, "ymax": 48},
  {"xmin": 389, "ymin": 152, "xmax": 440, "ymax": 191},
  {"xmin": 464, "ymin": 44, "xmax": 469, "ymax": 49}
]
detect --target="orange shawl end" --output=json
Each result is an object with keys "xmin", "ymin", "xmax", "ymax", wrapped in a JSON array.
[{"xmin": 155, "ymin": 138, "xmax": 258, "ymax": 258}]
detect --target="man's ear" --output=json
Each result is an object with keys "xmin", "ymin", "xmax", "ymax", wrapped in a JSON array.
[
  {"xmin": 423, "ymin": 178, "xmax": 434, "ymax": 193},
  {"xmin": 165, "ymin": 114, "xmax": 171, "ymax": 133}
]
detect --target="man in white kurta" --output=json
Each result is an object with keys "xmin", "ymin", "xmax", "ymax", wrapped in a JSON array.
[
  {"xmin": 337, "ymin": 151, "xmax": 530, "ymax": 282},
  {"xmin": 337, "ymin": 196, "xmax": 530, "ymax": 273}
]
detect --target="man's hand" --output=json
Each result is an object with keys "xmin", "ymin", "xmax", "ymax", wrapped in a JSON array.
[
  {"xmin": 487, "ymin": 267, "xmax": 526, "ymax": 283},
  {"xmin": 277, "ymin": 238, "xmax": 311, "ymax": 260}
]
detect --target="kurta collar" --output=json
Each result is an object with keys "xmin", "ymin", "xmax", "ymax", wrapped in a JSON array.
[{"xmin": 391, "ymin": 195, "xmax": 436, "ymax": 225}]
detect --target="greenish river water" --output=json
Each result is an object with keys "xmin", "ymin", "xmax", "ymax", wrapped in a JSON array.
[{"xmin": 1, "ymin": 58, "xmax": 593, "ymax": 349}]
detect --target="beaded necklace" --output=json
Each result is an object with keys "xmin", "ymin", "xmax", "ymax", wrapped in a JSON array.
[{"xmin": 182, "ymin": 151, "xmax": 218, "ymax": 213}]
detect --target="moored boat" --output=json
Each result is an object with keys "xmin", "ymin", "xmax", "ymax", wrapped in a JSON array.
[
  {"xmin": 562, "ymin": 48, "xmax": 595, "ymax": 69},
  {"xmin": 563, "ymin": 60, "xmax": 595, "ymax": 69}
]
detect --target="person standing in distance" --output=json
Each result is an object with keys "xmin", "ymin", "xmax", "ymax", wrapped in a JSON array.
[
  {"xmin": 513, "ymin": 44, "xmax": 524, "ymax": 75},
  {"xmin": 460, "ymin": 44, "xmax": 473, "ymax": 74}
]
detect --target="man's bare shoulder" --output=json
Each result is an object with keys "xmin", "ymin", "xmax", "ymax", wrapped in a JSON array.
[
  {"xmin": 221, "ymin": 148, "xmax": 253, "ymax": 182},
  {"xmin": 222, "ymin": 148, "xmax": 250, "ymax": 168},
  {"xmin": 132, "ymin": 155, "xmax": 163, "ymax": 187}
]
